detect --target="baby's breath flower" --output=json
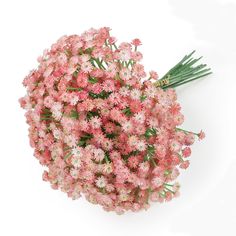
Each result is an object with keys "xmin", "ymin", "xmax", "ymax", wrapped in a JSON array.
[{"xmin": 20, "ymin": 27, "xmax": 207, "ymax": 214}]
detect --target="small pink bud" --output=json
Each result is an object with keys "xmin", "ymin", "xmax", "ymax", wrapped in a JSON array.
[
  {"xmin": 198, "ymin": 130, "xmax": 205, "ymax": 140},
  {"xmin": 131, "ymin": 38, "xmax": 142, "ymax": 47},
  {"xmin": 182, "ymin": 147, "xmax": 191, "ymax": 158}
]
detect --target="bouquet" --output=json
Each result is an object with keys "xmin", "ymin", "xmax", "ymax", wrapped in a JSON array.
[{"xmin": 19, "ymin": 27, "xmax": 211, "ymax": 214}]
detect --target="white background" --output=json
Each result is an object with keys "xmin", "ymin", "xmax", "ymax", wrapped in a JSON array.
[{"xmin": 0, "ymin": 0, "xmax": 235, "ymax": 235}]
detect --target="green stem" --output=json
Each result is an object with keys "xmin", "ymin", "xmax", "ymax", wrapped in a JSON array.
[
  {"xmin": 93, "ymin": 58, "xmax": 106, "ymax": 70},
  {"xmin": 156, "ymin": 51, "xmax": 212, "ymax": 89},
  {"xmin": 40, "ymin": 117, "xmax": 53, "ymax": 120},
  {"xmin": 64, "ymin": 152, "xmax": 72, "ymax": 160},
  {"xmin": 104, "ymin": 155, "xmax": 109, "ymax": 164},
  {"xmin": 66, "ymin": 87, "xmax": 83, "ymax": 91},
  {"xmin": 178, "ymin": 154, "xmax": 184, "ymax": 162},
  {"xmin": 164, "ymin": 186, "xmax": 175, "ymax": 194},
  {"xmin": 166, "ymin": 71, "xmax": 212, "ymax": 88},
  {"xmin": 176, "ymin": 127, "xmax": 198, "ymax": 136},
  {"xmin": 146, "ymin": 187, "xmax": 152, "ymax": 204},
  {"xmin": 159, "ymin": 192, "xmax": 166, "ymax": 198},
  {"xmin": 150, "ymin": 157, "xmax": 157, "ymax": 167},
  {"xmin": 41, "ymin": 113, "xmax": 52, "ymax": 117}
]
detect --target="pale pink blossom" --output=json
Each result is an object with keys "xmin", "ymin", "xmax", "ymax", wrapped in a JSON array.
[
  {"xmin": 130, "ymin": 88, "xmax": 141, "ymax": 100},
  {"xmin": 93, "ymin": 148, "xmax": 105, "ymax": 162},
  {"xmin": 149, "ymin": 70, "xmax": 158, "ymax": 80},
  {"xmin": 90, "ymin": 116, "xmax": 102, "ymax": 129},
  {"xmin": 81, "ymin": 61, "xmax": 93, "ymax": 73},
  {"xmin": 133, "ymin": 112, "xmax": 145, "ymax": 124},
  {"xmin": 119, "ymin": 68, "xmax": 131, "ymax": 80},
  {"xmin": 95, "ymin": 176, "xmax": 107, "ymax": 188}
]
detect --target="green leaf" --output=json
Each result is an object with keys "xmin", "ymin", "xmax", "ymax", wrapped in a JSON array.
[
  {"xmin": 145, "ymin": 128, "xmax": 157, "ymax": 138},
  {"xmin": 73, "ymin": 70, "xmax": 79, "ymax": 77},
  {"xmin": 144, "ymin": 154, "xmax": 150, "ymax": 161},
  {"xmin": 88, "ymin": 77, "xmax": 98, "ymax": 84},
  {"xmin": 144, "ymin": 145, "xmax": 157, "ymax": 166},
  {"xmin": 86, "ymin": 110, "xmax": 100, "ymax": 120},
  {"xmin": 164, "ymin": 170, "xmax": 172, "ymax": 176},
  {"xmin": 122, "ymin": 107, "xmax": 132, "ymax": 116},
  {"xmin": 77, "ymin": 133, "xmax": 93, "ymax": 147},
  {"xmin": 106, "ymin": 133, "xmax": 117, "ymax": 139},
  {"xmin": 89, "ymin": 90, "xmax": 111, "ymax": 99},
  {"xmin": 147, "ymin": 144, "xmax": 155, "ymax": 154},
  {"xmin": 78, "ymin": 140, "xmax": 86, "ymax": 147},
  {"xmin": 140, "ymin": 95, "xmax": 147, "ymax": 101},
  {"xmin": 104, "ymin": 152, "xmax": 111, "ymax": 163},
  {"xmin": 70, "ymin": 110, "xmax": 79, "ymax": 119}
]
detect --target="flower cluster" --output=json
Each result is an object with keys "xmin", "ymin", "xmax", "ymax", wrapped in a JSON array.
[{"xmin": 19, "ymin": 27, "xmax": 205, "ymax": 214}]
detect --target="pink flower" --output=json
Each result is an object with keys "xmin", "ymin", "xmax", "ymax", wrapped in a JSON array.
[
  {"xmin": 132, "ymin": 64, "xmax": 146, "ymax": 78},
  {"xmin": 151, "ymin": 176, "xmax": 163, "ymax": 188},
  {"xmin": 135, "ymin": 140, "xmax": 146, "ymax": 151},
  {"xmin": 138, "ymin": 162, "xmax": 150, "ymax": 175},
  {"xmin": 128, "ymin": 135, "xmax": 139, "ymax": 147},
  {"xmin": 110, "ymin": 108, "xmax": 123, "ymax": 122},
  {"xmin": 155, "ymin": 144, "xmax": 166, "ymax": 158},
  {"xmin": 71, "ymin": 155, "xmax": 81, "ymax": 169},
  {"xmin": 182, "ymin": 147, "xmax": 191, "ymax": 158},
  {"xmin": 128, "ymin": 155, "xmax": 140, "ymax": 169},
  {"xmin": 79, "ymin": 54, "xmax": 90, "ymax": 63},
  {"xmin": 108, "ymin": 92, "xmax": 121, "ymax": 105},
  {"xmin": 119, "ymin": 67, "xmax": 132, "ymax": 80},
  {"xmin": 69, "ymin": 92, "xmax": 79, "ymax": 105},
  {"xmin": 133, "ymin": 112, "xmax": 145, "ymax": 124},
  {"xmin": 129, "ymin": 100, "xmax": 142, "ymax": 113},
  {"xmin": 57, "ymin": 53, "xmax": 67, "ymax": 65},
  {"xmin": 198, "ymin": 130, "xmax": 205, "ymax": 140},
  {"xmin": 149, "ymin": 70, "xmax": 158, "ymax": 80},
  {"xmin": 104, "ymin": 122, "xmax": 116, "ymax": 133},
  {"xmin": 131, "ymin": 38, "xmax": 142, "ymax": 47},
  {"xmin": 102, "ymin": 79, "xmax": 115, "ymax": 92},
  {"xmin": 108, "ymin": 36, "xmax": 117, "ymax": 45},
  {"xmin": 81, "ymin": 61, "xmax": 93, "ymax": 73},
  {"xmin": 118, "ymin": 49, "xmax": 131, "ymax": 61},
  {"xmin": 93, "ymin": 148, "xmax": 105, "ymax": 162},
  {"xmin": 43, "ymin": 65, "xmax": 54, "ymax": 77},
  {"xmin": 185, "ymin": 133, "xmax": 195, "ymax": 146},
  {"xmin": 70, "ymin": 168, "xmax": 80, "ymax": 179},
  {"xmin": 101, "ymin": 138, "xmax": 113, "ymax": 151},
  {"xmin": 170, "ymin": 140, "xmax": 181, "ymax": 153},
  {"xmin": 131, "ymin": 51, "xmax": 143, "ymax": 61},
  {"xmin": 121, "ymin": 120, "xmax": 134, "ymax": 133},
  {"xmin": 106, "ymin": 63, "xmax": 117, "ymax": 77},
  {"xmin": 77, "ymin": 72, "xmax": 88, "ymax": 88},
  {"xmin": 130, "ymin": 88, "xmax": 141, "ymax": 100},
  {"xmin": 179, "ymin": 160, "xmax": 190, "ymax": 169},
  {"xmin": 44, "ymin": 96, "xmax": 54, "ymax": 108},
  {"xmin": 90, "ymin": 116, "xmax": 102, "ymax": 129}
]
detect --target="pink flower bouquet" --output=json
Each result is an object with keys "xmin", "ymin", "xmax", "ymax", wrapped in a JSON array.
[{"xmin": 19, "ymin": 27, "xmax": 210, "ymax": 214}]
